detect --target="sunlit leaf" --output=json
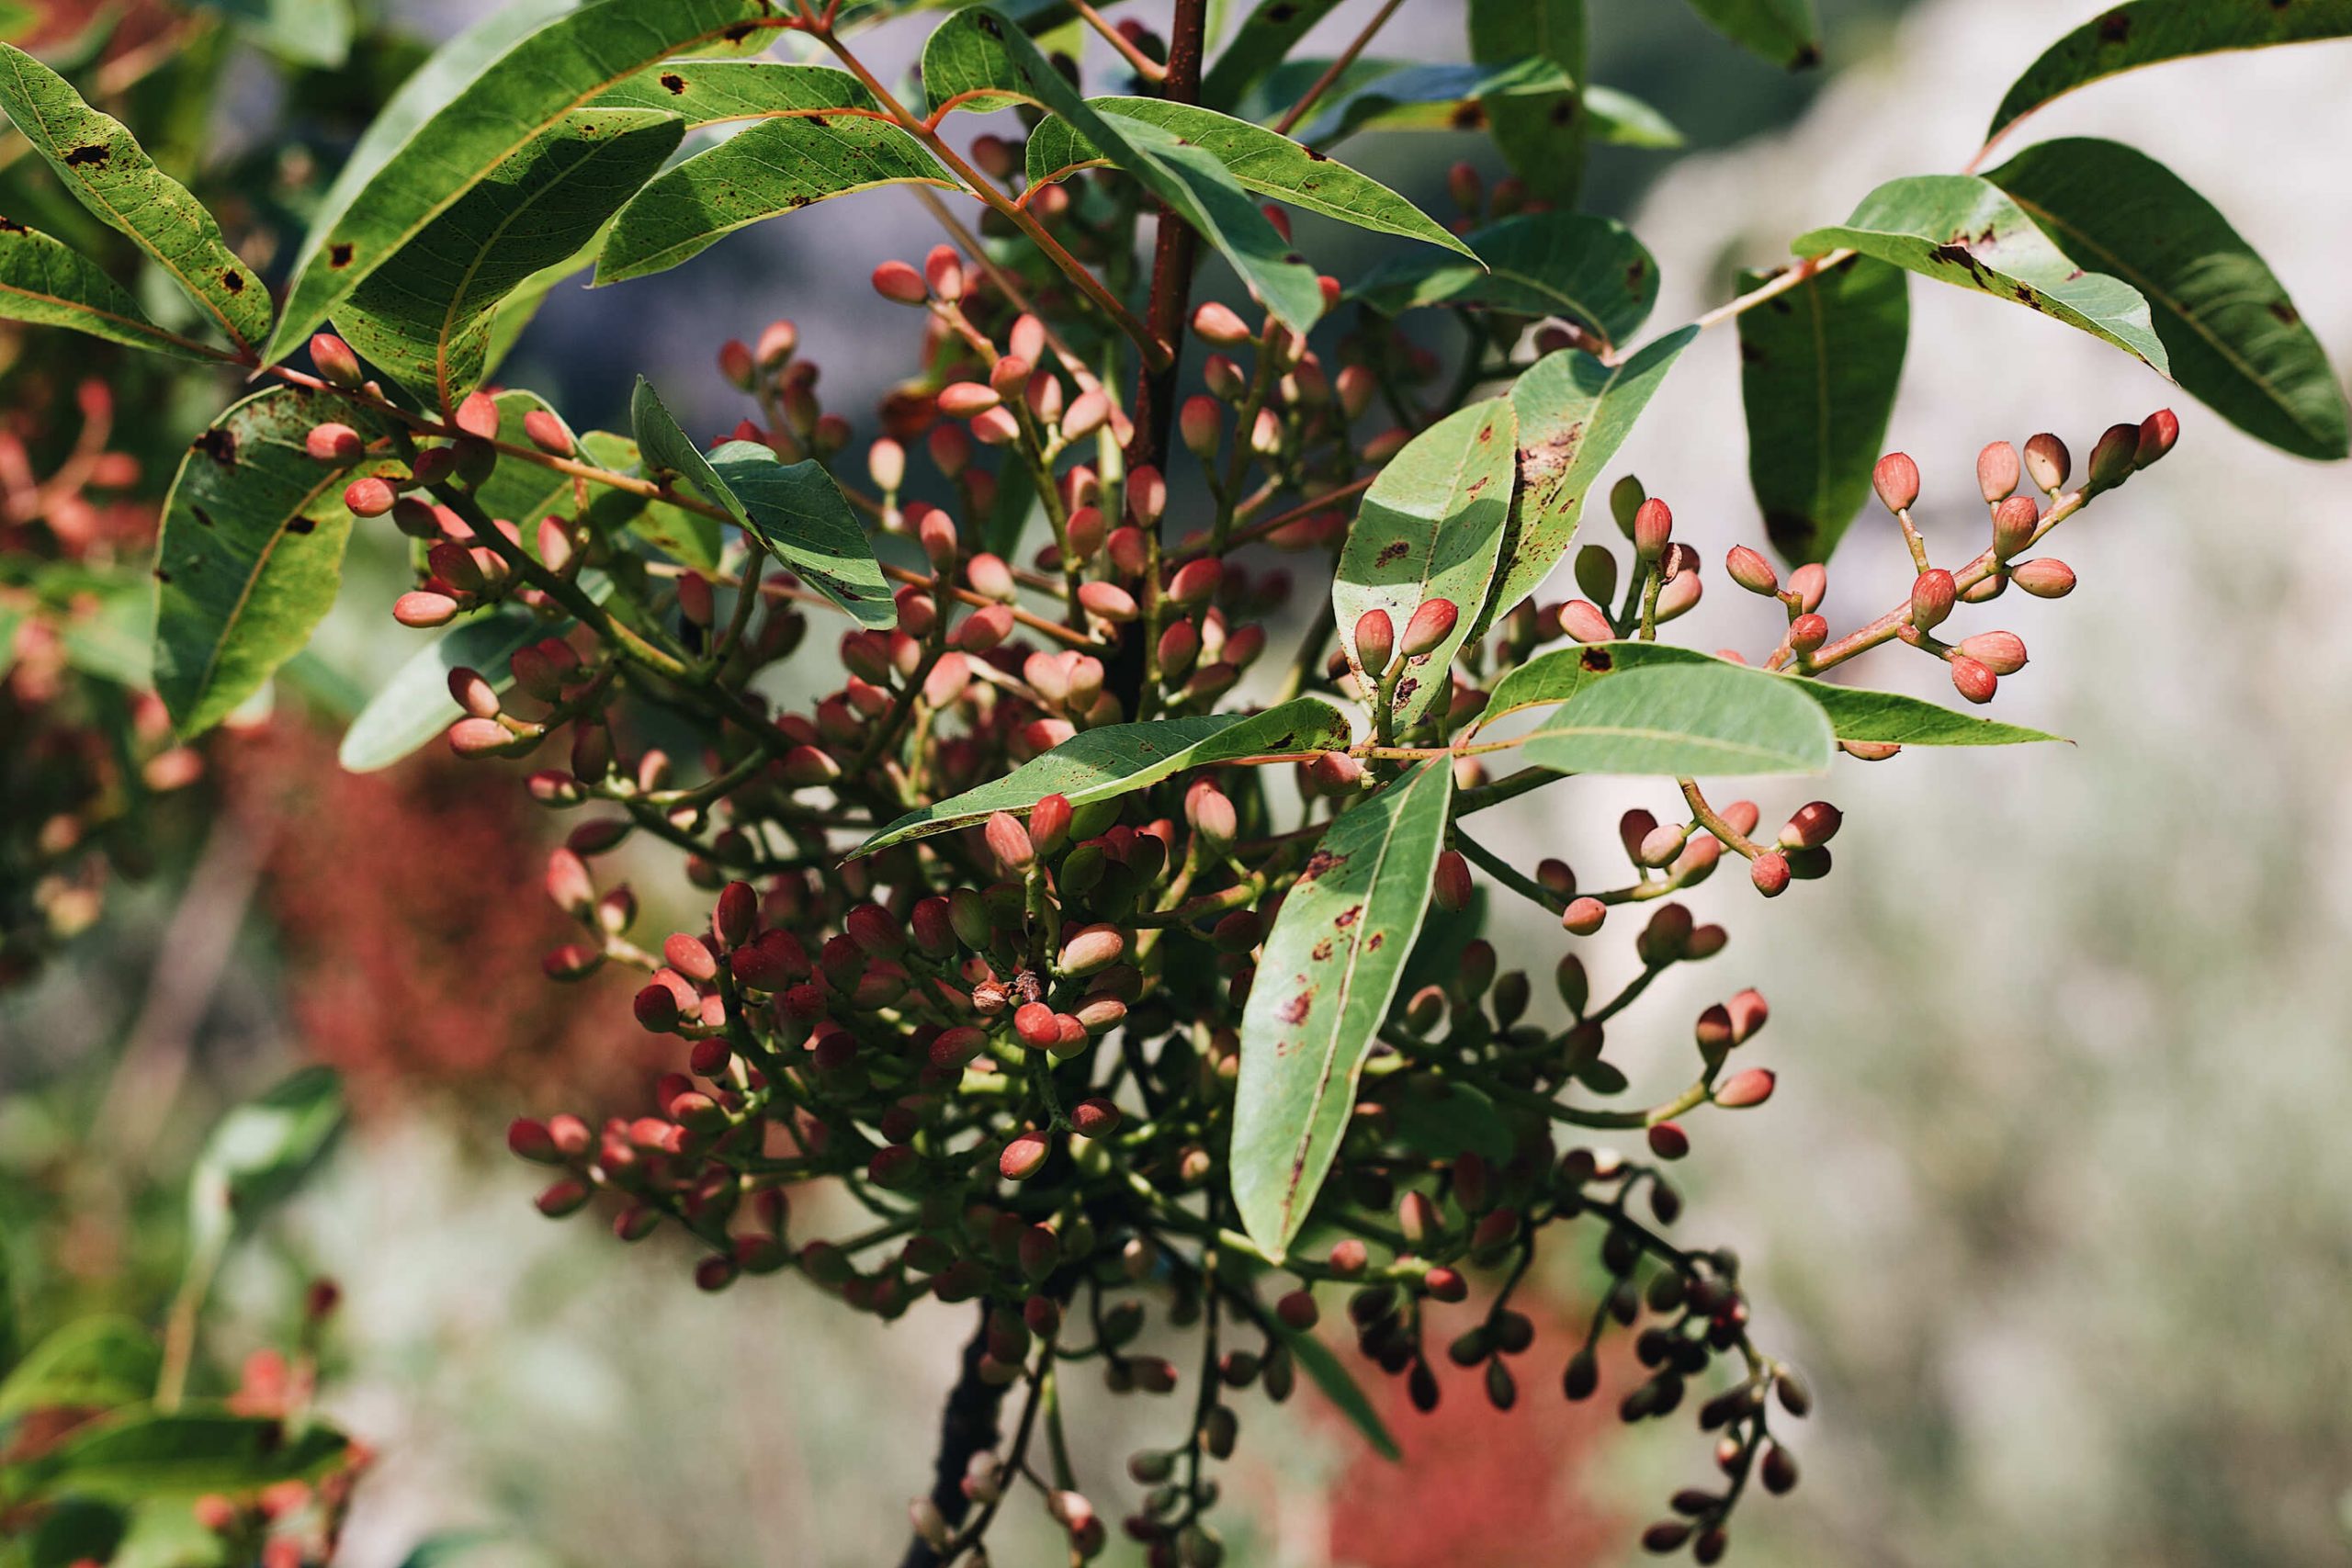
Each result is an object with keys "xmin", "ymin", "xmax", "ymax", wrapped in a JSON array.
[
  {"xmin": 856, "ymin": 699, "xmax": 1353, "ymax": 855},
  {"xmin": 0, "ymin": 222, "xmax": 210, "ymax": 359},
  {"xmin": 0, "ymin": 1320, "xmax": 158, "ymax": 1424},
  {"xmin": 1792, "ymin": 174, "xmax": 2168, "ymax": 373},
  {"xmin": 705, "ymin": 441, "xmax": 893, "ymax": 628},
  {"xmin": 1232, "ymin": 760, "xmax": 1453, "ymax": 1259},
  {"xmin": 1736, "ymin": 254, "xmax": 1908, "ymax": 564},
  {"xmin": 1520, "ymin": 660, "xmax": 1832, "ymax": 776}
]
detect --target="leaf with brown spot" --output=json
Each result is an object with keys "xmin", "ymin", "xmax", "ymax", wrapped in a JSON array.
[
  {"xmin": 0, "ymin": 222, "xmax": 212, "ymax": 359},
  {"xmin": 1233, "ymin": 760, "xmax": 1454, "ymax": 1260}
]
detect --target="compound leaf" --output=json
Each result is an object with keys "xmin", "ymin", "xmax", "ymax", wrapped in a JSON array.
[
  {"xmin": 856, "ymin": 699, "xmax": 1353, "ymax": 855},
  {"xmin": 1736, "ymin": 253, "xmax": 1908, "ymax": 565},
  {"xmin": 1792, "ymin": 174, "xmax": 2168, "ymax": 374},
  {"xmin": 1232, "ymin": 760, "xmax": 1453, "ymax": 1259}
]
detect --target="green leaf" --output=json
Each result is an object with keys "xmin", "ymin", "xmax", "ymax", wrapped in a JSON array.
[
  {"xmin": 1469, "ymin": 0, "xmax": 1584, "ymax": 205},
  {"xmin": 1987, "ymin": 1, "xmax": 2352, "ymax": 141},
  {"xmin": 0, "ymin": 45, "xmax": 271, "ymax": 355},
  {"xmin": 1792, "ymin": 174, "xmax": 2168, "ymax": 374},
  {"xmin": 924, "ymin": 6, "xmax": 1324, "ymax": 333},
  {"xmin": 1482, "ymin": 642, "xmax": 2060, "ymax": 748},
  {"xmin": 1352, "ymin": 213, "xmax": 1657, "ymax": 351},
  {"xmin": 334, "ymin": 107, "xmax": 683, "ymax": 407},
  {"xmin": 1232, "ymin": 759, "xmax": 1453, "ymax": 1259},
  {"xmin": 579, "ymin": 430, "xmax": 723, "ymax": 570},
  {"xmin": 1024, "ymin": 97, "xmax": 1470, "ymax": 259},
  {"xmin": 187, "ymin": 1066, "xmax": 345, "ymax": 1256},
  {"xmin": 705, "ymin": 441, "xmax": 894, "ymax": 627},
  {"xmin": 1477, "ymin": 326, "xmax": 1692, "ymax": 637},
  {"xmin": 338, "ymin": 604, "xmax": 565, "ymax": 773},
  {"xmin": 1201, "ymin": 0, "xmax": 1344, "ymax": 111},
  {"xmin": 153, "ymin": 389, "xmax": 390, "ymax": 739},
  {"xmin": 1274, "ymin": 1325, "xmax": 1400, "ymax": 1461},
  {"xmin": 0, "ymin": 221, "xmax": 210, "ymax": 359},
  {"xmin": 6, "ymin": 1407, "xmax": 347, "ymax": 1504},
  {"xmin": 855, "ymin": 698, "xmax": 1353, "ymax": 855},
  {"xmin": 21, "ymin": 1498, "xmax": 128, "ymax": 1568},
  {"xmin": 266, "ymin": 0, "xmax": 785, "ymax": 365},
  {"xmin": 1331, "ymin": 400, "xmax": 1518, "ymax": 727},
  {"xmin": 0, "ymin": 1319, "xmax": 159, "ymax": 1423},
  {"xmin": 1680, "ymin": 0, "xmax": 1822, "ymax": 69},
  {"xmin": 1385, "ymin": 1080, "xmax": 1513, "ymax": 1162},
  {"xmin": 597, "ymin": 119, "xmax": 947, "ymax": 287},
  {"xmin": 629, "ymin": 374, "xmax": 748, "ymax": 524},
  {"xmin": 1986, "ymin": 137, "xmax": 2349, "ymax": 461},
  {"xmin": 1520, "ymin": 660, "xmax": 1832, "ymax": 776},
  {"xmin": 1736, "ymin": 254, "xmax": 1908, "ymax": 565},
  {"xmin": 198, "ymin": 0, "xmax": 354, "ymax": 68}
]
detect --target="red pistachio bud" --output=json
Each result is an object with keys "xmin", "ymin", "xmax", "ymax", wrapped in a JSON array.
[
  {"xmin": 1992, "ymin": 493, "xmax": 2040, "ymax": 559},
  {"xmin": 1276, "ymin": 1290, "xmax": 1318, "ymax": 1331},
  {"xmin": 345, "ymin": 475, "xmax": 399, "ymax": 517},
  {"xmin": 1169, "ymin": 557, "xmax": 1223, "ymax": 609},
  {"xmin": 1646, "ymin": 1122, "xmax": 1690, "ymax": 1160},
  {"xmin": 1078, "ymin": 581, "xmax": 1138, "ymax": 622},
  {"xmin": 718, "ymin": 338, "xmax": 755, "ymax": 389},
  {"xmin": 2011, "ymin": 558, "xmax": 2075, "ymax": 598},
  {"xmin": 2086, "ymin": 422, "xmax": 2140, "ymax": 490},
  {"xmin": 1179, "ymin": 395, "xmax": 1221, "ymax": 457},
  {"xmin": 1949, "ymin": 655, "xmax": 1997, "ymax": 705},
  {"xmin": 1871, "ymin": 451, "xmax": 1919, "ymax": 513},
  {"xmin": 1749, "ymin": 851, "xmax": 1791, "ymax": 897},
  {"xmin": 1909, "ymin": 569, "xmax": 1955, "ymax": 630},
  {"xmin": 1029, "ymin": 794, "xmax": 1073, "ymax": 857},
  {"xmin": 1014, "ymin": 1001, "xmax": 1060, "ymax": 1051},
  {"xmin": 1433, "ymin": 849, "xmax": 1474, "ymax": 912},
  {"xmin": 1975, "ymin": 440, "xmax": 2020, "ymax": 503},
  {"xmin": 713, "ymin": 881, "xmax": 757, "ymax": 949},
  {"xmin": 1779, "ymin": 801, "xmax": 1841, "ymax": 850},
  {"xmin": 2023, "ymin": 432, "xmax": 2069, "ymax": 493},
  {"xmin": 632, "ymin": 983, "xmax": 680, "ymax": 1032},
  {"xmin": 1070, "ymin": 1098, "xmax": 1121, "ymax": 1138},
  {"xmin": 309, "ymin": 333, "xmax": 364, "ymax": 388},
  {"xmin": 1715, "ymin": 1067, "xmax": 1776, "ymax": 1108},
  {"xmin": 1787, "ymin": 614, "xmax": 1828, "ymax": 656},
  {"xmin": 2135, "ymin": 407, "xmax": 2179, "ymax": 468},
  {"xmin": 1401, "ymin": 597, "xmax": 1458, "ymax": 658},
  {"xmin": 1632, "ymin": 497, "xmax": 1672, "ymax": 560},
  {"xmin": 922, "ymin": 243, "xmax": 965, "ymax": 303},
  {"xmin": 872, "ymin": 259, "xmax": 927, "ymax": 304},
  {"xmin": 536, "ymin": 1178, "xmax": 591, "ymax": 1218},
  {"xmin": 1000, "ymin": 1131, "xmax": 1050, "ymax": 1180}
]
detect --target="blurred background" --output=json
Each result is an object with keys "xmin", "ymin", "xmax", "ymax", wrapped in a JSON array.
[{"xmin": 4, "ymin": 0, "xmax": 2349, "ymax": 1564}]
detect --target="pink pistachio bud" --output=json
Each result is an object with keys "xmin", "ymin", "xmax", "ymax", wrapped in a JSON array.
[
  {"xmin": 1780, "ymin": 802, "xmax": 1841, "ymax": 850},
  {"xmin": 1786, "ymin": 614, "xmax": 1828, "ymax": 656},
  {"xmin": 2086, "ymin": 422, "xmax": 2140, "ymax": 489},
  {"xmin": 307, "ymin": 423, "xmax": 363, "ymax": 463},
  {"xmin": 985, "ymin": 810, "xmax": 1035, "ymax": 872},
  {"xmin": 1633, "ymin": 498, "xmax": 1672, "ymax": 560},
  {"xmin": 1169, "ymin": 557, "xmax": 1223, "ymax": 610},
  {"xmin": 1975, "ymin": 441, "xmax": 2020, "ymax": 503},
  {"xmin": 1991, "ymin": 493, "xmax": 2039, "ymax": 559},
  {"xmin": 520, "ymin": 408, "xmax": 572, "ymax": 457},
  {"xmin": 1353, "ymin": 607, "xmax": 1396, "ymax": 675},
  {"xmin": 1060, "ymin": 386, "xmax": 1110, "ymax": 442},
  {"xmin": 2011, "ymin": 558, "xmax": 2075, "ymax": 598},
  {"xmin": 1028, "ymin": 794, "xmax": 1073, "ymax": 857},
  {"xmin": 1655, "ymin": 572, "xmax": 1702, "ymax": 623},
  {"xmin": 2023, "ymin": 432, "xmax": 2069, "ymax": 493},
  {"xmin": 1077, "ymin": 581, "xmax": 1138, "ymax": 623},
  {"xmin": 310, "ymin": 333, "xmax": 364, "ymax": 388},
  {"xmin": 1000, "ymin": 1131, "xmax": 1050, "ymax": 1180},
  {"xmin": 937, "ymin": 381, "xmax": 1000, "ymax": 419},
  {"xmin": 1434, "ymin": 849, "xmax": 1474, "ymax": 912},
  {"xmin": 1956, "ymin": 630, "xmax": 2027, "ymax": 674},
  {"xmin": 2136, "ymin": 408, "xmax": 2179, "ymax": 467},
  {"xmin": 1950, "ymin": 655, "xmax": 1998, "ymax": 705},
  {"xmin": 1788, "ymin": 562, "xmax": 1827, "ymax": 613},
  {"xmin": 447, "ymin": 665, "xmax": 500, "ymax": 719},
  {"xmin": 1725, "ymin": 546, "xmax": 1778, "ymax": 596},
  {"xmin": 393, "ymin": 590, "xmax": 458, "ymax": 627},
  {"xmin": 1186, "ymin": 783, "xmax": 1238, "ymax": 846},
  {"xmin": 1907, "ymin": 570, "xmax": 1958, "ymax": 633},
  {"xmin": 1059, "ymin": 923, "xmax": 1125, "ymax": 976},
  {"xmin": 345, "ymin": 476, "xmax": 399, "ymax": 517},
  {"xmin": 1069, "ymin": 1098, "xmax": 1121, "ymax": 1138},
  {"xmin": 1179, "ymin": 395, "xmax": 1221, "ymax": 457},
  {"xmin": 1749, "ymin": 851, "xmax": 1791, "ymax": 897},
  {"xmin": 1871, "ymin": 451, "xmax": 1919, "ymax": 513},
  {"xmin": 923, "ymin": 243, "xmax": 965, "ymax": 302},
  {"xmin": 1401, "ymin": 597, "xmax": 1459, "ymax": 658},
  {"xmin": 717, "ymin": 338, "xmax": 755, "ymax": 389},
  {"xmin": 1562, "ymin": 897, "xmax": 1606, "ymax": 935},
  {"xmin": 1192, "ymin": 300, "xmax": 1252, "ymax": 345},
  {"xmin": 453, "ymin": 390, "xmax": 502, "ymax": 441},
  {"xmin": 1715, "ymin": 1067, "xmax": 1776, "ymax": 1109},
  {"xmin": 872, "ymin": 259, "xmax": 927, "ymax": 304},
  {"xmin": 1561, "ymin": 599, "xmax": 1613, "ymax": 644}
]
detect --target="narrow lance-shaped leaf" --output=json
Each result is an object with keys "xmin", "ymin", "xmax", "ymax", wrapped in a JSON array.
[
  {"xmin": 1475, "ymin": 326, "xmax": 1692, "ymax": 637},
  {"xmin": 6, "ymin": 1409, "xmax": 348, "ymax": 1504},
  {"xmin": 1273, "ymin": 1325, "xmax": 1401, "ymax": 1462},
  {"xmin": 1332, "ymin": 400, "xmax": 1517, "ymax": 727},
  {"xmin": 1023, "ymin": 98, "xmax": 1471, "ymax": 259},
  {"xmin": 705, "ymin": 442, "xmax": 893, "ymax": 628},
  {"xmin": 1480, "ymin": 641, "xmax": 2062, "ymax": 747},
  {"xmin": 597, "ymin": 114, "xmax": 950, "ymax": 286},
  {"xmin": 0, "ymin": 44, "xmax": 270, "ymax": 355},
  {"xmin": 153, "ymin": 389, "xmax": 395, "ymax": 738},
  {"xmin": 1987, "ymin": 0, "xmax": 2352, "ymax": 141},
  {"xmin": 1736, "ymin": 254, "xmax": 1908, "ymax": 565},
  {"xmin": 266, "ymin": 0, "xmax": 786, "ymax": 365},
  {"xmin": 924, "ymin": 6, "xmax": 1324, "ymax": 333},
  {"xmin": 1468, "ymin": 0, "xmax": 1585, "ymax": 205},
  {"xmin": 1352, "ymin": 213, "xmax": 1658, "ymax": 352},
  {"xmin": 1986, "ymin": 137, "xmax": 2349, "ymax": 461},
  {"xmin": 335, "ymin": 107, "xmax": 684, "ymax": 408},
  {"xmin": 0, "ymin": 1319, "xmax": 159, "ymax": 1422},
  {"xmin": 1679, "ymin": 0, "xmax": 1821, "ymax": 69},
  {"xmin": 1201, "ymin": 0, "xmax": 1345, "ymax": 111},
  {"xmin": 1520, "ymin": 661, "xmax": 1833, "ymax": 776},
  {"xmin": 0, "ymin": 220, "xmax": 210, "ymax": 359},
  {"xmin": 187, "ymin": 1066, "xmax": 345, "ymax": 1255},
  {"xmin": 856, "ymin": 698, "xmax": 1353, "ymax": 855},
  {"xmin": 1231, "ymin": 760, "xmax": 1454, "ymax": 1259},
  {"xmin": 1792, "ymin": 174, "xmax": 2169, "ymax": 375}
]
